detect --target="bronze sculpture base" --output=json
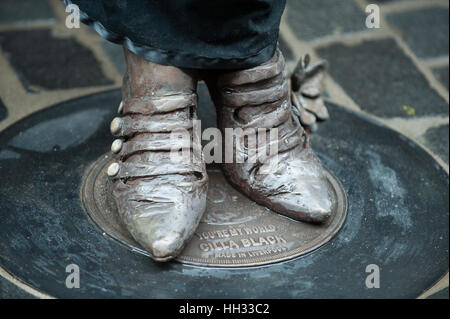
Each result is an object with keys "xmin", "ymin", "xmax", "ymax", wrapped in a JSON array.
[
  {"xmin": 82, "ymin": 153, "xmax": 347, "ymax": 267},
  {"xmin": 1, "ymin": 90, "xmax": 448, "ymax": 298}
]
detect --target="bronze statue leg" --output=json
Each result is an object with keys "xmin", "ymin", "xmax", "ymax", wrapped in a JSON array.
[
  {"xmin": 206, "ymin": 48, "xmax": 334, "ymax": 223},
  {"xmin": 107, "ymin": 49, "xmax": 208, "ymax": 261}
]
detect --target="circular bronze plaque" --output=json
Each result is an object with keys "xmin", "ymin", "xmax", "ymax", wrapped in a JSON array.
[{"xmin": 81, "ymin": 154, "xmax": 347, "ymax": 267}]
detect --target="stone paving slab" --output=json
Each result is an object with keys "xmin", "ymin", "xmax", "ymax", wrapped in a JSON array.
[
  {"xmin": 0, "ymin": 29, "xmax": 113, "ymax": 91},
  {"xmin": 286, "ymin": 0, "xmax": 367, "ymax": 41},
  {"xmin": 428, "ymin": 287, "xmax": 449, "ymax": 299},
  {"xmin": 278, "ymin": 34, "xmax": 295, "ymax": 63},
  {"xmin": 101, "ymin": 41, "xmax": 126, "ymax": 76},
  {"xmin": 386, "ymin": 7, "xmax": 449, "ymax": 59},
  {"xmin": 316, "ymin": 38, "xmax": 449, "ymax": 118},
  {"xmin": 0, "ymin": 0, "xmax": 56, "ymax": 25},
  {"xmin": 433, "ymin": 66, "xmax": 449, "ymax": 90}
]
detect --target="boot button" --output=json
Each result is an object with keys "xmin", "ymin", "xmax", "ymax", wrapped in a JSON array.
[
  {"xmin": 110, "ymin": 117, "xmax": 122, "ymax": 136},
  {"xmin": 111, "ymin": 139, "xmax": 123, "ymax": 154},
  {"xmin": 107, "ymin": 162, "xmax": 120, "ymax": 177}
]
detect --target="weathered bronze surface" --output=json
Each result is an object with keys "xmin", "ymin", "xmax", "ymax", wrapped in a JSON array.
[
  {"xmin": 82, "ymin": 155, "xmax": 347, "ymax": 267},
  {"xmin": 107, "ymin": 49, "xmax": 208, "ymax": 262},
  {"xmin": 105, "ymin": 47, "xmax": 342, "ymax": 262},
  {"xmin": 291, "ymin": 54, "xmax": 329, "ymax": 130},
  {"xmin": 206, "ymin": 48, "xmax": 337, "ymax": 224}
]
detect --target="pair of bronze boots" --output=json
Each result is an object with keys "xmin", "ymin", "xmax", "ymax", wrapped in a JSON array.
[{"xmin": 107, "ymin": 48, "xmax": 333, "ymax": 261}]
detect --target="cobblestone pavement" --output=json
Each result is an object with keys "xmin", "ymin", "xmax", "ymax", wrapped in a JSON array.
[{"xmin": 0, "ymin": 0, "xmax": 448, "ymax": 299}]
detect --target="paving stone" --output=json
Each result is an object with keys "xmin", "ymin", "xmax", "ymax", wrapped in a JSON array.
[
  {"xmin": 428, "ymin": 287, "xmax": 449, "ymax": 299},
  {"xmin": 387, "ymin": 7, "xmax": 449, "ymax": 59},
  {"xmin": 286, "ymin": 0, "xmax": 366, "ymax": 41},
  {"xmin": 101, "ymin": 41, "xmax": 126, "ymax": 75},
  {"xmin": 0, "ymin": 99, "xmax": 7, "ymax": 122},
  {"xmin": 433, "ymin": 66, "xmax": 449, "ymax": 90},
  {"xmin": 421, "ymin": 124, "xmax": 449, "ymax": 164},
  {"xmin": 316, "ymin": 38, "xmax": 449, "ymax": 118},
  {"xmin": 278, "ymin": 35, "xmax": 295, "ymax": 63},
  {"xmin": 0, "ymin": 0, "xmax": 55, "ymax": 25},
  {"xmin": 0, "ymin": 29, "xmax": 113, "ymax": 90}
]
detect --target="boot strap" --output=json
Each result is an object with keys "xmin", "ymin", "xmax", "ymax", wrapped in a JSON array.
[
  {"xmin": 122, "ymin": 93, "xmax": 197, "ymax": 115},
  {"xmin": 111, "ymin": 112, "xmax": 193, "ymax": 138}
]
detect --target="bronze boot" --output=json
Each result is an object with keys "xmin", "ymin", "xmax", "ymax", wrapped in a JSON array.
[
  {"xmin": 107, "ymin": 49, "xmax": 208, "ymax": 261},
  {"xmin": 207, "ymin": 48, "xmax": 333, "ymax": 223}
]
